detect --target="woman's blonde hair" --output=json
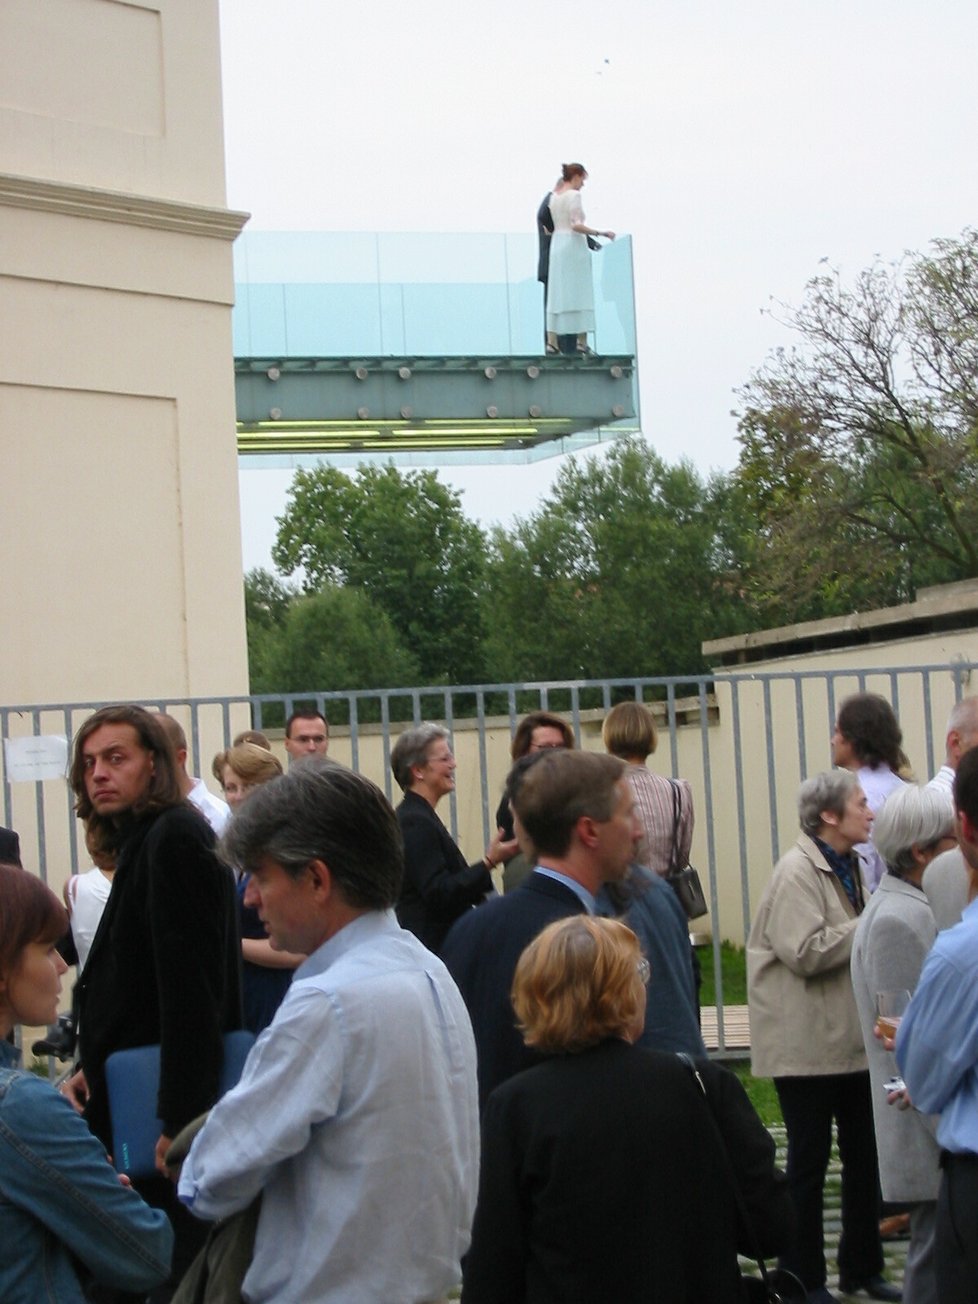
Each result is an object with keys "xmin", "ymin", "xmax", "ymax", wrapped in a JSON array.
[
  {"xmin": 602, "ymin": 700, "xmax": 658, "ymax": 760},
  {"xmin": 512, "ymin": 916, "xmax": 644, "ymax": 1054},
  {"xmin": 212, "ymin": 742, "xmax": 283, "ymax": 788}
]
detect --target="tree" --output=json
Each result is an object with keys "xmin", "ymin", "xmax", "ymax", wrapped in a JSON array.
[
  {"xmin": 736, "ymin": 230, "xmax": 978, "ymax": 618},
  {"xmin": 250, "ymin": 586, "xmax": 421, "ymax": 718},
  {"xmin": 272, "ymin": 464, "xmax": 488, "ymax": 684},
  {"xmin": 243, "ymin": 568, "xmax": 296, "ymax": 688},
  {"xmin": 483, "ymin": 437, "xmax": 746, "ymax": 682}
]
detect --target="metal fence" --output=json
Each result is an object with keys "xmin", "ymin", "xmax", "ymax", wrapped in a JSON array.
[{"xmin": 3, "ymin": 660, "xmax": 972, "ymax": 1055}]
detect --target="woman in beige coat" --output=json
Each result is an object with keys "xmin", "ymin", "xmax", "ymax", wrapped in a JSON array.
[{"xmin": 748, "ymin": 771, "xmax": 897, "ymax": 1304}]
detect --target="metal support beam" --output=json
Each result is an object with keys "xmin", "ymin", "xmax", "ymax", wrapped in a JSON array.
[{"xmin": 235, "ymin": 354, "xmax": 637, "ymax": 456}]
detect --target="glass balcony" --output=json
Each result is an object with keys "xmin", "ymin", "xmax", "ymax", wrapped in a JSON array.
[
  {"xmin": 232, "ymin": 231, "xmax": 639, "ymax": 462},
  {"xmin": 233, "ymin": 230, "xmax": 636, "ymax": 360}
]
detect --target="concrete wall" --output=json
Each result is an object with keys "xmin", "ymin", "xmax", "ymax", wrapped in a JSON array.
[{"xmin": 0, "ymin": 0, "xmax": 249, "ymax": 707}]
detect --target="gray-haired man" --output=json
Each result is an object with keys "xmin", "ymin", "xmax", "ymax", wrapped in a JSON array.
[{"xmin": 178, "ymin": 760, "xmax": 479, "ymax": 1304}]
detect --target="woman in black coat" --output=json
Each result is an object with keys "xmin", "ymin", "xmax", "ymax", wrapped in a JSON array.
[
  {"xmin": 390, "ymin": 723, "xmax": 517, "ymax": 954},
  {"xmin": 462, "ymin": 916, "xmax": 792, "ymax": 1304}
]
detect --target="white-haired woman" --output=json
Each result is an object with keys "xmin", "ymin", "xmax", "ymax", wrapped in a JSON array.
[
  {"xmin": 851, "ymin": 784, "xmax": 955, "ymax": 1304},
  {"xmin": 391, "ymin": 724, "xmax": 516, "ymax": 954},
  {"xmin": 747, "ymin": 770, "xmax": 898, "ymax": 1303}
]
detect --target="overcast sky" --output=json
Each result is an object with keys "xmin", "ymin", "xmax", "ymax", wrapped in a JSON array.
[{"xmin": 219, "ymin": 0, "xmax": 978, "ymax": 572}]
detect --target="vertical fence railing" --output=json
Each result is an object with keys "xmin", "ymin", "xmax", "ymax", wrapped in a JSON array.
[{"xmin": 2, "ymin": 662, "xmax": 974, "ymax": 1056}]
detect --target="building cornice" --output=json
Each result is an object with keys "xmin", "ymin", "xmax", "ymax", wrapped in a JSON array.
[
  {"xmin": 0, "ymin": 173, "xmax": 249, "ymax": 240},
  {"xmin": 704, "ymin": 579, "xmax": 978, "ymax": 668}
]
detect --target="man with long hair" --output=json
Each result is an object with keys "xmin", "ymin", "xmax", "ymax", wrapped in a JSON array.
[{"xmin": 63, "ymin": 705, "xmax": 240, "ymax": 1300}]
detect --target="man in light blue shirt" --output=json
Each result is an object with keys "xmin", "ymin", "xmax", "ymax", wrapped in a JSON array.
[
  {"xmin": 898, "ymin": 745, "xmax": 978, "ymax": 1304},
  {"xmin": 178, "ymin": 760, "xmax": 479, "ymax": 1304}
]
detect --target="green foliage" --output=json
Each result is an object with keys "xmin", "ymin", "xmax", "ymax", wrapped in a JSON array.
[
  {"xmin": 482, "ymin": 437, "xmax": 751, "ymax": 682},
  {"xmin": 249, "ymin": 586, "xmax": 421, "ymax": 723},
  {"xmin": 271, "ymin": 463, "xmax": 488, "ymax": 684},
  {"xmin": 244, "ymin": 568, "xmax": 296, "ymax": 687},
  {"xmin": 735, "ymin": 229, "xmax": 978, "ymax": 619},
  {"xmin": 242, "ymin": 234, "xmax": 978, "ymax": 693}
]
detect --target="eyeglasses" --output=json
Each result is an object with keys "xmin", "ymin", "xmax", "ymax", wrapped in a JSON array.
[{"xmin": 637, "ymin": 957, "xmax": 651, "ymax": 986}]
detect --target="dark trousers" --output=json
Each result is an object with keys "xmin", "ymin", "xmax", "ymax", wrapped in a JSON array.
[
  {"xmin": 774, "ymin": 1072, "xmax": 883, "ymax": 1291},
  {"xmin": 937, "ymin": 1151, "xmax": 978, "ymax": 1304}
]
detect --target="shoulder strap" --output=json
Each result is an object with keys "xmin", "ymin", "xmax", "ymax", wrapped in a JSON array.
[
  {"xmin": 667, "ymin": 780, "xmax": 683, "ymax": 877},
  {"xmin": 675, "ymin": 1053, "xmax": 772, "ymax": 1288}
]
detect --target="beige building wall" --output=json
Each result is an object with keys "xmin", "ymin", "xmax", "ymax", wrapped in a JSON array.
[{"xmin": 0, "ymin": 0, "xmax": 249, "ymax": 707}]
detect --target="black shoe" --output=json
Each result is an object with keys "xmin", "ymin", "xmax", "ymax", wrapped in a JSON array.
[
  {"xmin": 837, "ymin": 1275, "xmax": 901, "ymax": 1301},
  {"xmin": 807, "ymin": 1289, "xmax": 841, "ymax": 1303}
]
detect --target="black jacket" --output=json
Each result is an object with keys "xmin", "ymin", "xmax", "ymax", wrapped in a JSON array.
[
  {"xmin": 464, "ymin": 1041, "xmax": 758, "ymax": 1304},
  {"xmin": 395, "ymin": 791, "xmax": 492, "ymax": 954},
  {"xmin": 441, "ymin": 872, "xmax": 585, "ymax": 1109},
  {"xmin": 0, "ymin": 826, "xmax": 21, "ymax": 866},
  {"xmin": 76, "ymin": 803, "xmax": 241, "ymax": 1146}
]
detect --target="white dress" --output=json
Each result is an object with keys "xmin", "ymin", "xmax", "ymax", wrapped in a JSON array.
[{"xmin": 546, "ymin": 189, "xmax": 595, "ymax": 335}]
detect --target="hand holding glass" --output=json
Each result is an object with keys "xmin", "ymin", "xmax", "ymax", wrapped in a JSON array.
[{"xmin": 875, "ymin": 990, "xmax": 911, "ymax": 1041}]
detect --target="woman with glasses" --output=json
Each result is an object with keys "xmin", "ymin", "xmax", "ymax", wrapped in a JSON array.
[
  {"xmin": 463, "ymin": 915, "xmax": 790, "ymax": 1303},
  {"xmin": 748, "ymin": 771, "xmax": 898, "ymax": 1303},
  {"xmin": 496, "ymin": 711, "xmax": 574, "ymax": 893},
  {"xmin": 391, "ymin": 723, "xmax": 517, "ymax": 954}
]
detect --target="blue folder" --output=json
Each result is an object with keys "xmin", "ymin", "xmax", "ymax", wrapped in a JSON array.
[{"xmin": 105, "ymin": 1029, "xmax": 255, "ymax": 1178}]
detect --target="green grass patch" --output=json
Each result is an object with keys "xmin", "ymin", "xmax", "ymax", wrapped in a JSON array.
[
  {"xmin": 729, "ymin": 1060, "xmax": 783, "ymax": 1128},
  {"xmin": 698, "ymin": 939, "xmax": 747, "ymax": 1006},
  {"xmin": 696, "ymin": 942, "xmax": 783, "ymax": 1128}
]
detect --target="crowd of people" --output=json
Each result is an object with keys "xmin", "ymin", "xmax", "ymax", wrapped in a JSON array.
[
  {"xmin": 747, "ymin": 690, "xmax": 978, "ymax": 1304},
  {"xmin": 0, "ymin": 690, "xmax": 975, "ymax": 1301}
]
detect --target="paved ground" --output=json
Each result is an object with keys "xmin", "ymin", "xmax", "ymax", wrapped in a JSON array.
[
  {"xmin": 766, "ymin": 1125, "xmax": 907, "ymax": 1300},
  {"xmin": 698, "ymin": 1007, "xmax": 909, "ymax": 1299}
]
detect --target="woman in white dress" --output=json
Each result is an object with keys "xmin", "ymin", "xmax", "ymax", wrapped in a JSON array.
[
  {"xmin": 63, "ymin": 827, "xmax": 115, "ymax": 972},
  {"xmin": 545, "ymin": 162, "xmax": 615, "ymax": 355}
]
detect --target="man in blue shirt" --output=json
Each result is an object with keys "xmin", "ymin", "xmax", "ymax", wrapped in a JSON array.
[
  {"xmin": 178, "ymin": 759, "xmax": 479, "ymax": 1304},
  {"xmin": 898, "ymin": 745, "xmax": 978, "ymax": 1304}
]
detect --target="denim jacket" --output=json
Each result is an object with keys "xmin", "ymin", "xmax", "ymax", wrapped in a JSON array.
[{"xmin": 0, "ymin": 1040, "xmax": 173, "ymax": 1303}]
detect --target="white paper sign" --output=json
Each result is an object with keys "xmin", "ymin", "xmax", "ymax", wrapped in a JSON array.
[{"xmin": 3, "ymin": 735, "xmax": 69, "ymax": 783}]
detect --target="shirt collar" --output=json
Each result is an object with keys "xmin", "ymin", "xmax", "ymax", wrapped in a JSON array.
[
  {"xmin": 295, "ymin": 907, "xmax": 399, "ymax": 981},
  {"xmin": 533, "ymin": 865, "xmax": 595, "ymax": 914}
]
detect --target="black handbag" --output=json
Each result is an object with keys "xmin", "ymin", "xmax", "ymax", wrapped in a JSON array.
[
  {"xmin": 665, "ymin": 779, "xmax": 709, "ymax": 920},
  {"xmin": 677, "ymin": 1054, "xmax": 806, "ymax": 1304}
]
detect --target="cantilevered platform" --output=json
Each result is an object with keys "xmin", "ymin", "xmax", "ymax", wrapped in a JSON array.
[
  {"xmin": 233, "ymin": 231, "xmax": 639, "ymax": 463},
  {"xmin": 236, "ymin": 352, "xmax": 636, "ymax": 456}
]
